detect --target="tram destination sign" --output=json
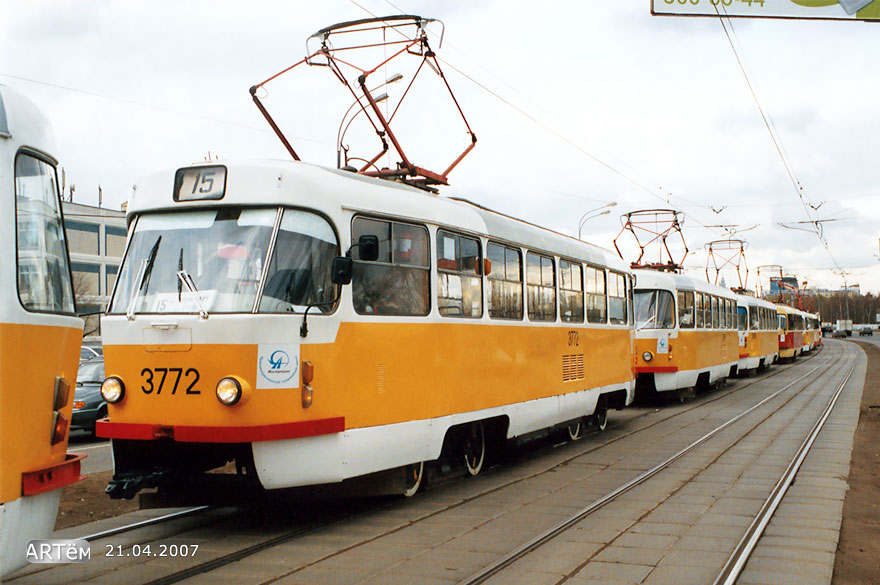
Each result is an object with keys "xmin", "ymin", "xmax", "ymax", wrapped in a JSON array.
[{"xmin": 651, "ymin": 0, "xmax": 880, "ymax": 21}]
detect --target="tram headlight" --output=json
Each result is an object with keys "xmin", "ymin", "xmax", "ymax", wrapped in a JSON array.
[
  {"xmin": 642, "ymin": 351, "xmax": 654, "ymax": 363},
  {"xmin": 216, "ymin": 377, "xmax": 243, "ymax": 406},
  {"xmin": 101, "ymin": 377, "xmax": 125, "ymax": 404}
]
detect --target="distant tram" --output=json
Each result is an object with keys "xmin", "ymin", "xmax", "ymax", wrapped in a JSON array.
[
  {"xmin": 0, "ymin": 85, "xmax": 83, "ymax": 577},
  {"xmin": 97, "ymin": 160, "xmax": 636, "ymax": 500},
  {"xmin": 735, "ymin": 294, "xmax": 779, "ymax": 375},
  {"xmin": 632, "ymin": 270, "xmax": 739, "ymax": 401},
  {"xmin": 776, "ymin": 304, "xmax": 806, "ymax": 360}
]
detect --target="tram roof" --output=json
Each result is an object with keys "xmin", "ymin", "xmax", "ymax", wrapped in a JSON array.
[
  {"xmin": 0, "ymin": 85, "xmax": 56, "ymax": 161},
  {"xmin": 633, "ymin": 269, "xmax": 737, "ymax": 299},
  {"xmin": 129, "ymin": 159, "xmax": 628, "ymax": 272}
]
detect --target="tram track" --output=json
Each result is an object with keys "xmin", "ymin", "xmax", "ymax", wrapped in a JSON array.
[
  {"xmin": 453, "ymin": 344, "xmax": 855, "ymax": 585},
  {"xmin": 5, "ymin": 347, "xmax": 832, "ymax": 585}
]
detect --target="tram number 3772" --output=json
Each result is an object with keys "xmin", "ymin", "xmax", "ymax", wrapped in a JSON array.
[
  {"xmin": 568, "ymin": 330, "xmax": 580, "ymax": 347},
  {"xmin": 140, "ymin": 367, "xmax": 200, "ymax": 395}
]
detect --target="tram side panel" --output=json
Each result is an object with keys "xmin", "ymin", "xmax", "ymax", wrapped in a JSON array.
[
  {"xmin": 98, "ymin": 162, "xmax": 636, "ymax": 498},
  {"xmin": 0, "ymin": 84, "xmax": 84, "ymax": 577}
]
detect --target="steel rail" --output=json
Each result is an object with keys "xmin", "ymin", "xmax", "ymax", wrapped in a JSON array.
[
  {"xmin": 712, "ymin": 359, "xmax": 857, "ymax": 585},
  {"xmin": 79, "ymin": 506, "xmax": 211, "ymax": 542},
  {"xmin": 457, "ymin": 364, "xmax": 826, "ymax": 585}
]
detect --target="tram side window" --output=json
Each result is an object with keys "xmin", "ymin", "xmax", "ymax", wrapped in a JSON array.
[
  {"xmin": 678, "ymin": 291, "xmax": 695, "ymax": 328},
  {"xmin": 726, "ymin": 300, "xmax": 733, "ymax": 329},
  {"xmin": 487, "ymin": 243, "xmax": 522, "ymax": 320},
  {"xmin": 749, "ymin": 306, "xmax": 760, "ymax": 331},
  {"xmin": 709, "ymin": 296, "xmax": 718, "ymax": 329},
  {"xmin": 738, "ymin": 306, "xmax": 748, "ymax": 331},
  {"xmin": 608, "ymin": 271, "xmax": 627, "ymax": 325},
  {"xmin": 15, "ymin": 153, "xmax": 75, "ymax": 313},
  {"xmin": 351, "ymin": 217, "xmax": 430, "ymax": 316},
  {"xmin": 585, "ymin": 265, "xmax": 607, "ymax": 324},
  {"xmin": 437, "ymin": 231, "xmax": 482, "ymax": 318},
  {"xmin": 526, "ymin": 252, "xmax": 556, "ymax": 321},
  {"xmin": 703, "ymin": 294, "xmax": 710, "ymax": 328},
  {"xmin": 559, "ymin": 259, "xmax": 584, "ymax": 323},
  {"xmin": 259, "ymin": 209, "xmax": 339, "ymax": 314},
  {"xmin": 694, "ymin": 293, "xmax": 703, "ymax": 328}
]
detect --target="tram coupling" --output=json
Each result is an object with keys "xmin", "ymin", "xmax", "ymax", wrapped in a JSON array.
[{"xmin": 106, "ymin": 469, "xmax": 169, "ymax": 500}]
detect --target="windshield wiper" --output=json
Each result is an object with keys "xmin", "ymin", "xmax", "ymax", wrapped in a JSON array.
[
  {"xmin": 178, "ymin": 248, "xmax": 184, "ymax": 301},
  {"xmin": 177, "ymin": 269, "xmax": 209, "ymax": 319},
  {"xmin": 126, "ymin": 236, "xmax": 162, "ymax": 321}
]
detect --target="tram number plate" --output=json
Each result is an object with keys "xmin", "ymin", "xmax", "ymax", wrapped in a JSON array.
[{"xmin": 140, "ymin": 368, "xmax": 200, "ymax": 395}]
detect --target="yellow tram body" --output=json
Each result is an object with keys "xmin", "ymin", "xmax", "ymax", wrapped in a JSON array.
[
  {"xmin": 633, "ymin": 270, "xmax": 739, "ymax": 395},
  {"xmin": 735, "ymin": 294, "xmax": 779, "ymax": 374},
  {"xmin": 0, "ymin": 85, "xmax": 83, "ymax": 576},
  {"xmin": 98, "ymin": 160, "xmax": 635, "ymax": 497}
]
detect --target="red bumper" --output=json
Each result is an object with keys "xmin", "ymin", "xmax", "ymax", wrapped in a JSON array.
[
  {"xmin": 96, "ymin": 417, "xmax": 345, "ymax": 443},
  {"xmin": 22, "ymin": 453, "xmax": 85, "ymax": 496}
]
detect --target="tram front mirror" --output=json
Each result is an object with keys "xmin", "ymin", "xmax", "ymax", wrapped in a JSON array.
[
  {"xmin": 330, "ymin": 256, "xmax": 353, "ymax": 285},
  {"xmin": 357, "ymin": 235, "xmax": 380, "ymax": 262}
]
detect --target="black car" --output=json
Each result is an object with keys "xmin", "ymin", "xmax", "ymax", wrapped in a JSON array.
[
  {"xmin": 860, "ymin": 326, "xmax": 874, "ymax": 336},
  {"xmin": 72, "ymin": 358, "xmax": 107, "ymax": 435}
]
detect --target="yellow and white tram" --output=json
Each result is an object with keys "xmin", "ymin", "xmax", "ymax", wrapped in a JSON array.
[
  {"xmin": 0, "ymin": 85, "xmax": 84, "ymax": 577},
  {"xmin": 804, "ymin": 313, "xmax": 821, "ymax": 351},
  {"xmin": 632, "ymin": 270, "xmax": 739, "ymax": 399},
  {"xmin": 97, "ymin": 159, "xmax": 636, "ymax": 500},
  {"xmin": 735, "ymin": 294, "xmax": 779, "ymax": 375}
]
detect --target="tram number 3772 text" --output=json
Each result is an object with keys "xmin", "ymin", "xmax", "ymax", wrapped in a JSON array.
[
  {"xmin": 140, "ymin": 367, "xmax": 200, "ymax": 395},
  {"xmin": 568, "ymin": 330, "xmax": 580, "ymax": 347}
]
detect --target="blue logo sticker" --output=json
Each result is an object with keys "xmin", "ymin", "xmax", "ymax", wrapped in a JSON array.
[{"xmin": 258, "ymin": 347, "xmax": 299, "ymax": 387}]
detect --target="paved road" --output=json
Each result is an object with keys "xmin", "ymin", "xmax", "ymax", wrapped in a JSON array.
[{"xmin": 68, "ymin": 433, "xmax": 112, "ymax": 475}]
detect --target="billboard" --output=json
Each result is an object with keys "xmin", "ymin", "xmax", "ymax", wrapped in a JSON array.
[
  {"xmin": 651, "ymin": 0, "xmax": 880, "ymax": 21},
  {"xmin": 770, "ymin": 276, "xmax": 799, "ymax": 295}
]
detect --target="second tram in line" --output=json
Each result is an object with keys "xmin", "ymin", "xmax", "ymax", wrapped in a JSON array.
[
  {"xmin": 632, "ymin": 270, "xmax": 740, "ymax": 400},
  {"xmin": 735, "ymin": 294, "xmax": 780, "ymax": 376}
]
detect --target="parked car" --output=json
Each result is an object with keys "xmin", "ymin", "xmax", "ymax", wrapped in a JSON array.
[
  {"xmin": 859, "ymin": 326, "xmax": 874, "ymax": 336},
  {"xmin": 832, "ymin": 329, "xmax": 847, "ymax": 338},
  {"xmin": 80, "ymin": 345, "xmax": 101, "ymax": 362},
  {"xmin": 71, "ymin": 357, "xmax": 107, "ymax": 435}
]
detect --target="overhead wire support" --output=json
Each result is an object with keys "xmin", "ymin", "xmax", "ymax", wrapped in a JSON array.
[{"xmin": 249, "ymin": 14, "xmax": 476, "ymax": 191}]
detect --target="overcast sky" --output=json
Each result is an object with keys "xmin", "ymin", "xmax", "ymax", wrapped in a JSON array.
[{"xmin": 2, "ymin": 0, "xmax": 878, "ymax": 294}]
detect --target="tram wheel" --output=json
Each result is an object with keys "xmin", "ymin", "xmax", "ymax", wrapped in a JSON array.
[
  {"xmin": 463, "ymin": 422, "xmax": 485, "ymax": 477},
  {"xmin": 592, "ymin": 396, "xmax": 608, "ymax": 431},
  {"xmin": 403, "ymin": 461, "xmax": 424, "ymax": 497},
  {"xmin": 676, "ymin": 387, "xmax": 695, "ymax": 404}
]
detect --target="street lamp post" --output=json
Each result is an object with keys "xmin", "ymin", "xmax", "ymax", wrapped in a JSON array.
[{"xmin": 578, "ymin": 202, "xmax": 617, "ymax": 240}]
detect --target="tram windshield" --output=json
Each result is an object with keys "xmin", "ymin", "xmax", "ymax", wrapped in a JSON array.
[
  {"xmin": 15, "ymin": 154, "xmax": 75, "ymax": 314},
  {"xmin": 110, "ymin": 208, "xmax": 274, "ymax": 315},
  {"xmin": 109, "ymin": 207, "xmax": 339, "ymax": 316},
  {"xmin": 634, "ymin": 289, "xmax": 675, "ymax": 329}
]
